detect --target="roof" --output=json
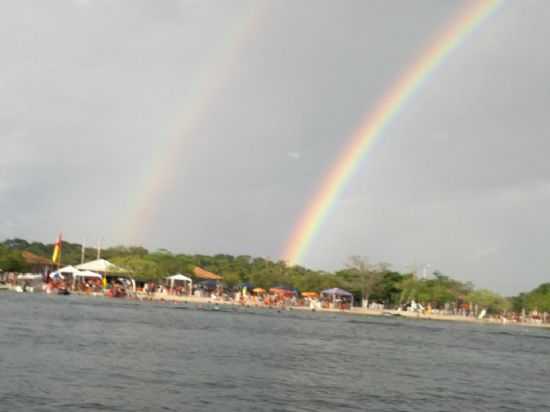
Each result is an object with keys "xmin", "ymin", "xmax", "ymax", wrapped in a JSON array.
[
  {"xmin": 74, "ymin": 270, "xmax": 102, "ymax": 279},
  {"xmin": 57, "ymin": 265, "xmax": 80, "ymax": 274},
  {"xmin": 321, "ymin": 288, "xmax": 353, "ymax": 297},
  {"xmin": 193, "ymin": 266, "xmax": 222, "ymax": 280},
  {"xmin": 22, "ymin": 251, "xmax": 52, "ymax": 266},
  {"xmin": 76, "ymin": 259, "xmax": 127, "ymax": 273}
]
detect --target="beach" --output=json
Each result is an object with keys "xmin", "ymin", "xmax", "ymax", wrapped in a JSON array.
[{"xmin": 116, "ymin": 291, "xmax": 550, "ymax": 330}]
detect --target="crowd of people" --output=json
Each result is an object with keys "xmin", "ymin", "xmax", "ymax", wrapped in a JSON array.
[{"xmin": 2, "ymin": 270, "xmax": 549, "ymax": 327}]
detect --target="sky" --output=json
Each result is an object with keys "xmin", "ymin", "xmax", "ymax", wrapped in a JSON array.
[{"xmin": 1, "ymin": 0, "xmax": 549, "ymax": 294}]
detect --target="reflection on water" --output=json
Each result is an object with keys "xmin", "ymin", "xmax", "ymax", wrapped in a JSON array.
[{"xmin": 1, "ymin": 294, "xmax": 549, "ymax": 411}]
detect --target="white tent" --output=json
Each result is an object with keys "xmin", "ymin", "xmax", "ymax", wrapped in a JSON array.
[
  {"xmin": 74, "ymin": 270, "xmax": 102, "ymax": 279},
  {"xmin": 76, "ymin": 259, "xmax": 127, "ymax": 274},
  {"xmin": 166, "ymin": 273, "xmax": 192, "ymax": 293},
  {"xmin": 167, "ymin": 273, "xmax": 192, "ymax": 282},
  {"xmin": 50, "ymin": 265, "xmax": 82, "ymax": 279},
  {"xmin": 57, "ymin": 265, "xmax": 81, "ymax": 274}
]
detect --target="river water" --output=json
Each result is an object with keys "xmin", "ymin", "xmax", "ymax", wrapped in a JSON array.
[{"xmin": 0, "ymin": 293, "xmax": 549, "ymax": 411}]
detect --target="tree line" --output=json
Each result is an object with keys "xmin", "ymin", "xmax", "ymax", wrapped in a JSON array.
[{"xmin": 1, "ymin": 238, "xmax": 548, "ymax": 314}]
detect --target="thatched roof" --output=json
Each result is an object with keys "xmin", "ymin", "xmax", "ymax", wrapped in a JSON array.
[
  {"xmin": 193, "ymin": 266, "xmax": 223, "ymax": 280},
  {"xmin": 22, "ymin": 251, "xmax": 52, "ymax": 266}
]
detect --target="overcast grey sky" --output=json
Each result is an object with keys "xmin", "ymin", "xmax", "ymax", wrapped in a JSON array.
[{"xmin": 1, "ymin": 0, "xmax": 549, "ymax": 294}]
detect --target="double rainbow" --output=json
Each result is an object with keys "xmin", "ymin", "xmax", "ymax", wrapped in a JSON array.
[{"xmin": 282, "ymin": 0, "xmax": 502, "ymax": 266}]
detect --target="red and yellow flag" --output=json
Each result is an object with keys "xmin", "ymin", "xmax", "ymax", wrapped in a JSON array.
[{"xmin": 52, "ymin": 233, "xmax": 62, "ymax": 265}]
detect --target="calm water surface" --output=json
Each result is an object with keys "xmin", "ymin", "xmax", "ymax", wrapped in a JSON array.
[{"xmin": 1, "ymin": 293, "xmax": 549, "ymax": 411}]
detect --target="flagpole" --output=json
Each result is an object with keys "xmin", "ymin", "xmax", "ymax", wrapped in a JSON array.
[{"xmin": 81, "ymin": 239, "xmax": 86, "ymax": 264}]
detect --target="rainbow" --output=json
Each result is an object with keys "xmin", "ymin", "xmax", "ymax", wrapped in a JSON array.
[
  {"xmin": 282, "ymin": 0, "xmax": 502, "ymax": 266},
  {"xmin": 123, "ymin": 2, "xmax": 269, "ymax": 244}
]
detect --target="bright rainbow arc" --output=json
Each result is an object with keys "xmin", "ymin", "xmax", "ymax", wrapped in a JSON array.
[{"xmin": 282, "ymin": 0, "xmax": 502, "ymax": 266}]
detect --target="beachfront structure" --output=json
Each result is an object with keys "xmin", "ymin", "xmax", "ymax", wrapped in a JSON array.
[
  {"xmin": 196, "ymin": 279, "xmax": 222, "ymax": 293},
  {"xmin": 49, "ymin": 265, "xmax": 81, "ymax": 280},
  {"xmin": 75, "ymin": 270, "xmax": 103, "ymax": 280},
  {"xmin": 166, "ymin": 273, "xmax": 192, "ymax": 295},
  {"xmin": 22, "ymin": 251, "xmax": 52, "ymax": 273},
  {"xmin": 56, "ymin": 265, "xmax": 80, "ymax": 275},
  {"xmin": 76, "ymin": 259, "xmax": 133, "ymax": 292},
  {"xmin": 76, "ymin": 259, "xmax": 127, "ymax": 274},
  {"xmin": 192, "ymin": 266, "xmax": 222, "ymax": 281},
  {"xmin": 321, "ymin": 288, "xmax": 354, "ymax": 309}
]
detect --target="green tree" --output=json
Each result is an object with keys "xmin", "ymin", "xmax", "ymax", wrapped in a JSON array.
[
  {"xmin": 0, "ymin": 246, "xmax": 27, "ymax": 272},
  {"xmin": 344, "ymin": 256, "xmax": 385, "ymax": 302},
  {"xmin": 466, "ymin": 289, "xmax": 510, "ymax": 314}
]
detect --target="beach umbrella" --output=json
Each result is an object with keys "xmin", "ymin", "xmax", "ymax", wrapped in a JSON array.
[
  {"xmin": 301, "ymin": 291, "xmax": 319, "ymax": 298},
  {"xmin": 252, "ymin": 287, "xmax": 266, "ymax": 294}
]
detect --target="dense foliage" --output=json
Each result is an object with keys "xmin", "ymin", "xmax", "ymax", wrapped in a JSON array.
[
  {"xmin": 1, "ymin": 238, "xmax": 547, "ymax": 313},
  {"xmin": 511, "ymin": 283, "xmax": 550, "ymax": 313},
  {"xmin": 0, "ymin": 244, "xmax": 27, "ymax": 272}
]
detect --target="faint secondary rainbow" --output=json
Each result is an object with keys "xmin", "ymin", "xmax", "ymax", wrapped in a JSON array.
[
  {"xmin": 282, "ymin": 0, "xmax": 502, "ymax": 266},
  {"xmin": 123, "ymin": 1, "xmax": 269, "ymax": 244}
]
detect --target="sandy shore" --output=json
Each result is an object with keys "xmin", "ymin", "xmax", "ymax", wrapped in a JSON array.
[
  {"xmin": 7, "ymin": 286, "xmax": 547, "ymax": 330},
  {"xmin": 133, "ymin": 292, "xmax": 550, "ymax": 330}
]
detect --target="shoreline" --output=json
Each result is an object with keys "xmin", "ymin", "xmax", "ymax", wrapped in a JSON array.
[
  {"xmin": 134, "ymin": 292, "xmax": 550, "ymax": 330},
  {"xmin": 5, "ymin": 288, "xmax": 549, "ymax": 330}
]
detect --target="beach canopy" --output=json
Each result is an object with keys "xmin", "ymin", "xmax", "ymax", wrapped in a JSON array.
[
  {"xmin": 167, "ymin": 273, "xmax": 192, "ymax": 290},
  {"xmin": 50, "ymin": 265, "xmax": 81, "ymax": 280},
  {"xmin": 57, "ymin": 265, "xmax": 81, "ymax": 274},
  {"xmin": 77, "ymin": 259, "xmax": 127, "ymax": 274},
  {"xmin": 301, "ymin": 291, "xmax": 319, "ymax": 298},
  {"xmin": 321, "ymin": 288, "xmax": 353, "ymax": 297},
  {"xmin": 252, "ymin": 287, "xmax": 266, "ymax": 294},
  {"xmin": 166, "ymin": 274, "xmax": 192, "ymax": 282},
  {"xmin": 74, "ymin": 270, "xmax": 103, "ymax": 279}
]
